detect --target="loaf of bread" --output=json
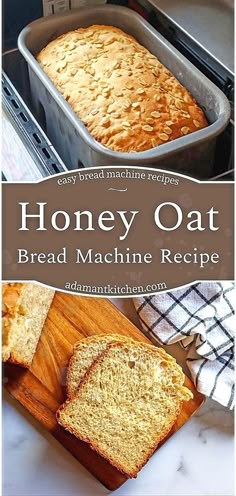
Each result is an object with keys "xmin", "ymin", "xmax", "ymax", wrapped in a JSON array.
[
  {"xmin": 37, "ymin": 25, "xmax": 208, "ymax": 153},
  {"xmin": 58, "ymin": 340, "xmax": 192, "ymax": 478},
  {"xmin": 67, "ymin": 333, "xmax": 135, "ymax": 398},
  {"xmin": 2, "ymin": 283, "xmax": 55, "ymax": 368}
]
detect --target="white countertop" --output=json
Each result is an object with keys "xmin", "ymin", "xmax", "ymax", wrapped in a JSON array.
[{"xmin": 3, "ymin": 298, "xmax": 234, "ymax": 496}]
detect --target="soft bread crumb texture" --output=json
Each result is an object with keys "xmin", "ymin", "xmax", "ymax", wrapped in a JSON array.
[
  {"xmin": 58, "ymin": 341, "xmax": 193, "ymax": 478},
  {"xmin": 67, "ymin": 333, "xmax": 135, "ymax": 397},
  {"xmin": 37, "ymin": 25, "xmax": 208, "ymax": 153},
  {"xmin": 2, "ymin": 283, "xmax": 55, "ymax": 368}
]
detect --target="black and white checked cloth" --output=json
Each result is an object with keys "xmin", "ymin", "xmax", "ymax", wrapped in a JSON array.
[{"xmin": 134, "ymin": 282, "xmax": 235, "ymax": 409}]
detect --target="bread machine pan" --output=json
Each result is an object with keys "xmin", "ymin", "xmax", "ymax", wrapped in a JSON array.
[{"xmin": 18, "ymin": 5, "xmax": 230, "ymax": 177}]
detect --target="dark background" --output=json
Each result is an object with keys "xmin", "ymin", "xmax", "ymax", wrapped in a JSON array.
[
  {"xmin": 2, "ymin": 0, "xmax": 128, "ymax": 50},
  {"xmin": 3, "ymin": 0, "xmax": 43, "ymax": 49}
]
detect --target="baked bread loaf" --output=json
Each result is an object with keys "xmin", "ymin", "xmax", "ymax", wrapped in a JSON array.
[
  {"xmin": 58, "ymin": 340, "xmax": 192, "ymax": 478},
  {"xmin": 37, "ymin": 25, "xmax": 208, "ymax": 153},
  {"xmin": 67, "ymin": 333, "xmax": 135, "ymax": 398},
  {"xmin": 2, "ymin": 283, "xmax": 55, "ymax": 368}
]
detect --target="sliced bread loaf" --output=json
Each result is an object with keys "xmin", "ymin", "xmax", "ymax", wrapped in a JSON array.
[
  {"xmin": 67, "ymin": 333, "xmax": 135, "ymax": 398},
  {"xmin": 57, "ymin": 341, "xmax": 192, "ymax": 478},
  {"xmin": 2, "ymin": 283, "xmax": 55, "ymax": 368}
]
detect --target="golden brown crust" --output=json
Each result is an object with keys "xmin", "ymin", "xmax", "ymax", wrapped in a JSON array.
[
  {"xmin": 37, "ymin": 24, "xmax": 208, "ymax": 153},
  {"xmin": 4, "ymin": 353, "xmax": 30, "ymax": 368}
]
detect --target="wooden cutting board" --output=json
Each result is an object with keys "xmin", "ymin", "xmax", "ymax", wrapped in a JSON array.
[{"xmin": 4, "ymin": 292, "xmax": 204, "ymax": 490}]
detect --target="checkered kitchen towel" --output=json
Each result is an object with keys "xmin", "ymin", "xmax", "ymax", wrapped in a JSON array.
[{"xmin": 134, "ymin": 283, "xmax": 235, "ymax": 409}]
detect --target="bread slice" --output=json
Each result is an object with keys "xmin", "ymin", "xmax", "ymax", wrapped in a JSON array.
[
  {"xmin": 57, "ymin": 341, "xmax": 193, "ymax": 478},
  {"xmin": 2, "ymin": 283, "xmax": 55, "ymax": 368},
  {"xmin": 67, "ymin": 334, "xmax": 135, "ymax": 398}
]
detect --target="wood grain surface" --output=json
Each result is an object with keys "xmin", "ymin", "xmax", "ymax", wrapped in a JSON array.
[{"xmin": 4, "ymin": 292, "xmax": 204, "ymax": 490}]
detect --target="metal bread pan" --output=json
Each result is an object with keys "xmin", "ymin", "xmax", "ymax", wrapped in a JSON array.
[{"xmin": 18, "ymin": 5, "xmax": 231, "ymax": 176}]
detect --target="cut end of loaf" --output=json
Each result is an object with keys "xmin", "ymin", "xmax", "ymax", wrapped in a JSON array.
[{"xmin": 2, "ymin": 283, "xmax": 55, "ymax": 368}]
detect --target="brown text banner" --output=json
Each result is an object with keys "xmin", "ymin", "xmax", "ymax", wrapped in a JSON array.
[{"xmin": 2, "ymin": 168, "xmax": 234, "ymax": 296}]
